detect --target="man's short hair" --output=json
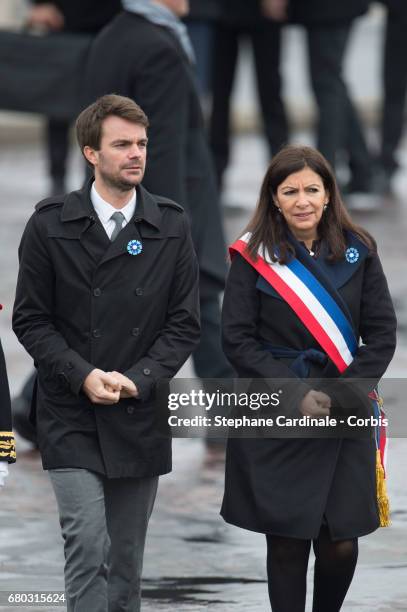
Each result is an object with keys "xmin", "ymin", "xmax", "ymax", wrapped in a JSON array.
[{"xmin": 76, "ymin": 94, "xmax": 149, "ymax": 154}]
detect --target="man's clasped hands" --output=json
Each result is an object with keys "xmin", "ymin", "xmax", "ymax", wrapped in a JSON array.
[{"xmin": 83, "ymin": 369, "xmax": 139, "ymax": 404}]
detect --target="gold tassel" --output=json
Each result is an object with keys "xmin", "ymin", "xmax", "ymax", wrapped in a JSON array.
[{"xmin": 376, "ymin": 449, "xmax": 390, "ymax": 527}]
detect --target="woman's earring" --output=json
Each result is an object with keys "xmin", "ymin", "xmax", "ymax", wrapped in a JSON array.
[
  {"xmin": 274, "ymin": 203, "xmax": 282, "ymax": 212},
  {"xmin": 323, "ymin": 204, "xmax": 328, "ymax": 211}
]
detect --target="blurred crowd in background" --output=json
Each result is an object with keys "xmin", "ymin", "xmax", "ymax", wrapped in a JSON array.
[
  {"xmin": 1, "ymin": 0, "xmax": 407, "ymax": 441},
  {"xmin": 0, "ymin": 0, "xmax": 406, "ymax": 203}
]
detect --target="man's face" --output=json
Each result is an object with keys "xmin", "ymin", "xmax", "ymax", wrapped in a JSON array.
[
  {"xmin": 84, "ymin": 116, "xmax": 148, "ymax": 192},
  {"xmin": 158, "ymin": 0, "xmax": 190, "ymax": 18}
]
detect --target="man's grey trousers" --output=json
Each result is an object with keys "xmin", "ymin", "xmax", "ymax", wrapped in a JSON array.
[{"xmin": 49, "ymin": 468, "xmax": 158, "ymax": 612}]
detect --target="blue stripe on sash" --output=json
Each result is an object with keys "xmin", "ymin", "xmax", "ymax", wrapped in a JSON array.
[{"xmin": 286, "ymin": 257, "xmax": 358, "ymax": 355}]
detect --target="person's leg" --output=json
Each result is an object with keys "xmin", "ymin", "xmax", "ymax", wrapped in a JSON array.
[
  {"xmin": 49, "ymin": 468, "xmax": 109, "ymax": 612},
  {"xmin": 307, "ymin": 23, "xmax": 371, "ymax": 185},
  {"xmin": 186, "ymin": 20, "xmax": 214, "ymax": 99},
  {"xmin": 266, "ymin": 534, "xmax": 311, "ymax": 611},
  {"xmin": 208, "ymin": 23, "xmax": 239, "ymax": 189},
  {"xmin": 192, "ymin": 292, "xmax": 234, "ymax": 448},
  {"xmin": 380, "ymin": 12, "xmax": 407, "ymax": 177},
  {"xmin": 46, "ymin": 118, "xmax": 70, "ymax": 194},
  {"xmin": 104, "ymin": 476, "xmax": 158, "ymax": 612},
  {"xmin": 193, "ymin": 293, "xmax": 234, "ymax": 380},
  {"xmin": 251, "ymin": 21, "xmax": 288, "ymax": 157},
  {"xmin": 312, "ymin": 525, "xmax": 358, "ymax": 612}
]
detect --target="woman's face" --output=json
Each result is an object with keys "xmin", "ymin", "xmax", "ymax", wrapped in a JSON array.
[{"xmin": 274, "ymin": 167, "xmax": 329, "ymax": 240}]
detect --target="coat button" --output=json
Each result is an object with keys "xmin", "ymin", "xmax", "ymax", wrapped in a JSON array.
[
  {"xmin": 65, "ymin": 361, "xmax": 74, "ymax": 370},
  {"xmin": 143, "ymin": 368, "xmax": 151, "ymax": 376},
  {"xmin": 58, "ymin": 372, "xmax": 69, "ymax": 387},
  {"xmin": 132, "ymin": 327, "xmax": 140, "ymax": 336},
  {"xmin": 135, "ymin": 288, "xmax": 143, "ymax": 296},
  {"xmin": 93, "ymin": 288, "xmax": 101, "ymax": 297},
  {"xmin": 127, "ymin": 406, "xmax": 135, "ymax": 415},
  {"xmin": 92, "ymin": 329, "xmax": 102, "ymax": 338},
  {"xmin": 134, "ymin": 217, "xmax": 142, "ymax": 223}
]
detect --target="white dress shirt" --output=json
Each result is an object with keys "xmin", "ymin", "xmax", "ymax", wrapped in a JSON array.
[{"xmin": 90, "ymin": 183, "xmax": 137, "ymax": 240}]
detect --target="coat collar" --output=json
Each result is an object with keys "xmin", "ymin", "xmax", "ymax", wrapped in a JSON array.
[
  {"xmin": 58, "ymin": 180, "xmax": 163, "ymax": 265},
  {"xmin": 60, "ymin": 179, "xmax": 163, "ymax": 231}
]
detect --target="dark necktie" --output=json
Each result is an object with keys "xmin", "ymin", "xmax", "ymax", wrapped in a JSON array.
[{"xmin": 110, "ymin": 211, "xmax": 125, "ymax": 242}]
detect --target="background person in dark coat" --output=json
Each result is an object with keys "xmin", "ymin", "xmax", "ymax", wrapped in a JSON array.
[
  {"xmin": 379, "ymin": 0, "xmax": 407, "ymax": 190},
  {"xmin": 264, "ymin": 0, "xmax": 375, "ymax": 195},
  {"xmin": 221, "ymin": 145, "xmax": 396, "ymax": 611},
  {"xmin": 13, "ymin": 94, "xmax": 200, "ymax": 612},
  {"xmin": 184, "ymin": 0, "xmax": 221, "ymax": 100},
  {"xmin": 86, "ymin": 0, "xmax": 233, "ymax": 384},
  {"xmin": 27, "ymin": 0, "xmax": 121, "ymax": 195},
  {"xmin": 0, "ymin": 321, "xmax": 16, "ymax": 486},
  {"xmin": 208, "ymin": 0, "xmax": 288, "ymax": 190}
]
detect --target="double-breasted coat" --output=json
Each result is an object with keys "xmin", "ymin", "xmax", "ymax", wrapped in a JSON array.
[
  {"xmin": 0, "ymin": 334, "xmax": 15, "ymax": 463},
  {"xmin": 12, "ymin": 182, "xmax": 200, "ymax": 478},
  {"xmin": 221, "ymin": 237, "xmax": 397, "ymax": 540}
]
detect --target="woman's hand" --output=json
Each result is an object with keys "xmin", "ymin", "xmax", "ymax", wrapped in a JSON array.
[{"xmin": 299, "ymin": 390, "xmax": 331, "ymax": 417}]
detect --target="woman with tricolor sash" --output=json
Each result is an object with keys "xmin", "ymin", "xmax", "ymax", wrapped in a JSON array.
[
  {"xmin": 221, "ymin": 145, "xmax": 396, "ymax": 611},
  {"xmin": 0, "ymin": 305, "xmax": 16, "ymax": 487}
]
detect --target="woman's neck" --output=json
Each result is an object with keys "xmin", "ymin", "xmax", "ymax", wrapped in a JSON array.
[{"xmin": 292, "ymin": 231, "xmax": 318, "ymax": 251}]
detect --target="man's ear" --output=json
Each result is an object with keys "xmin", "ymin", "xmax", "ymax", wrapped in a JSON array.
[{"xmin": 83, "ymin": 145, "xmax": 98, "ymax": 167}]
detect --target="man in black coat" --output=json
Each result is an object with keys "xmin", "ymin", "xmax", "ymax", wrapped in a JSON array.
[
  {"xmin": 13, "ymin": 94, "xmax": 200, "ymax": 612},
  {"xmin": 86, "ymin": 0, "xmax": 233, "ymax": 386}
]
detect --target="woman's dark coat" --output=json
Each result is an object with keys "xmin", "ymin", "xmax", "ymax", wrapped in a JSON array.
[{"xmin": 221, "ymin": 240, "xmax": 396, "ymax": 540}]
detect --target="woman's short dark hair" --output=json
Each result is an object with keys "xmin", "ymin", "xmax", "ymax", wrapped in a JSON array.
[
  {"xmin": 243, "ymin": 144, "xmax": 375, "ymax": 263},
  {"xmin": 76, "ymin": 94, "xmax": 149, "ymax": 156}
]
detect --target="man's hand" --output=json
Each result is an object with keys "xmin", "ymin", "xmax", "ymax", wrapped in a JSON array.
[
  {"xmin": 82, "ymin": 369, "xmax": 121, "ymax": 404},
  {"xmin": 299, "ymin": 390, "xmax": 331, "ymax": 417},
  {"xmin": 261, "ymin": 0, "xmax": 289, "ymax": 22},
  {"xmin": 107, "ymin": 372, "xmax": 139, "ymax": 399},
  {"xmin": 27, "ymin": 3, "xmax": 65, "ymax": 31}
]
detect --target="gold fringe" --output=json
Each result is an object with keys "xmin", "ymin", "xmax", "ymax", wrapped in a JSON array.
[
  {"xmin": 376, "ymin": 449, "xmax": 390, "ymax": 527},
  {"xmin": 0, "ymin": 433, "xmax": 16, "ymax": 462}
]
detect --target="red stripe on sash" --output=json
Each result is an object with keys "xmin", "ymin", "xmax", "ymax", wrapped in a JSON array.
[{"xmin": 231, "ymin": 240, "xmax": 348, "ymax": 373}]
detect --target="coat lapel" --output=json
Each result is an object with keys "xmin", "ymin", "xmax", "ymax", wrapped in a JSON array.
[
  {"xmin": 99, "ymin": 185, "xmax": 162, "ymax": 266},
  {"xmin": 60, "ymin": 182, "xmax": 164, "ymax": 266},
  {"xmin": 60, "ymin": 181, "xmax": 110, "ymax": 263}
]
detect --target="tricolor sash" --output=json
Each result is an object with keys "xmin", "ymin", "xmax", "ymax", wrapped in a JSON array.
[{"xmin": 230, "ymin": 232, "xmax": 390, "ymax": 526}]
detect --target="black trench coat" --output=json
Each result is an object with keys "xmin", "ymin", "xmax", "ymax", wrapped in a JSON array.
[
  {"xmin": 0, "ymin": 338, "xmax": 15, "ymax": 463},
  {"xmin": 13, "ymin": 182, "xmax": 200, "ymax": 478},
  {"xmin": 221, "ymin": 241, "xmax": 396, "ymax": 540}
]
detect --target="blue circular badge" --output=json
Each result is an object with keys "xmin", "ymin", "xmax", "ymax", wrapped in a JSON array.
[
  {"xmin": 127, "ymin": 239, "xmax": 143, "ymax": 256},
  {"xmin": 345, "ymin": 247, "xmax": 359, "ymax": 264}
]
